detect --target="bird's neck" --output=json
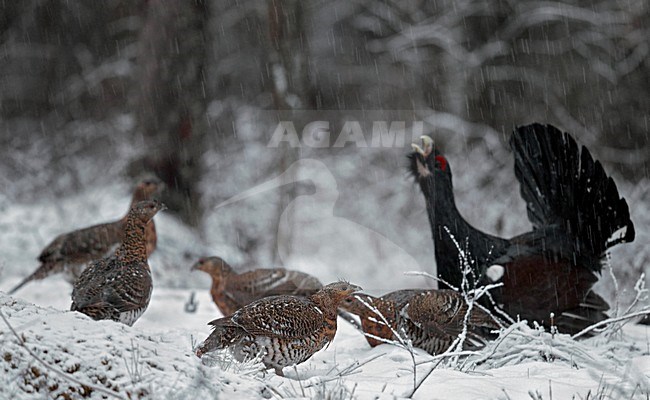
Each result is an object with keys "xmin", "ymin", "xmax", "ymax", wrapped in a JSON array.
[
  {"xmin": 422, "ymin": 177, "xmax": 469, "ymax": 237},
  {"xmin": 122, "ymin": 190, "xmax": 148, "ymax": 221},
  {"xmin": 144, "ymin": 220, "xmax": 156, "ymax": 256},
  {"xmin": 130, "ymin": 189, "xmax": 150, "ymax": 207},
  {"xmin": 421, "ymin": 176, "xmax": 496, "ymax": 287},
  {"xmin": 361, "ymin": 297, "xmax": 395, "ymax": 322},
  {"xmin": 310, "ymin": 292, "xmax": 340, "ymax": 320},
  {"xmin": 115, "ymin": 217, "xmax": 148, "ymax": 264},
  {"xmin": 211, "ymin": 270, "xmax": 231, "ymax": 290}
]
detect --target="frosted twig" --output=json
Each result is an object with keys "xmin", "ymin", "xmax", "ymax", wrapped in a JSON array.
[
  {"xmin": 410, "ymin": 227, "xmax": 507, "ymax": 397},
  {"xmin": 415, "ymin": 350, "xmax": 479, "ymax": 366},
  {"xmin": 604, "ymin": 274, "xmax": 648, "ymax": 339},
  {"xmin": 304, "ymin": 353, "xmax": 386, "ymax": 387},
  {"xmin": 354, "ymin": 296, "xmax": 410, "ymax": 350},
  {"xmin": 468, "ymin": 321, "xmax": 523, "ymax": 367},
  {"xmin": 408, "ymin": 360, "xmax": 439, "ymax": 398},
  {"xmin": 625, "ymin": 274, "xmax": 648, "ymax": 315},
  {"xmin": 446, "ymin": 226, "xmax": 513, "ymax": 328},
  {"xmin": 0, "ymin": 309, "xmax": 127, "ymax": 400},
  {"xmin": 445, "ymin": 226, "xmax": 505, "ymax": 356},
  {"xmin": 337, "ymin": 310, "xmax": 362, "ymax": 331},
  {"xmin": 482, "ymin": 290, "xmax": 517, "ymax": 325},
  {"xmin": 407, "ymin": 350, "xmax": 479, "ymax": 398},
  {"xmin": 355, "ymin": 295, "xmax": 419, "ymax": 389},
  {"xmin": 606, "ymin": 255, "xmax": 620, "ymax": 318},
  {"xmin": 572, "ymin": 308, "xmax": 650, "ymax": 340},
  {"xmin": 404, "ymin": 270, "xmax": 459, "ymax": 291},
  {"xmin": 469, "ymin": 317, "xmax": 650, "ymax": 394}
]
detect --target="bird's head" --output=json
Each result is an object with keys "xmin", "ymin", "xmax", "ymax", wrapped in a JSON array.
[
  {"xmin": 339, "ymin": 293, "xmax": 376, "ymax": 315},
  {"xmin": 191, "ymin": 256, "xmax": 233, "ymax": 277},
  {"xmin": 129, "ymin": 200, "xmax": 166, "ymax": 224},
  {"xmin": 133, "ymin": 177, "xmax": 164, "ymax": 202},
  {"xmin": 318, "ymin": 281, "xmax": 362, "ymax": 305},
  {"xmin": 408, "ymin": 136, "xmax": 452, "ymax": 186}
]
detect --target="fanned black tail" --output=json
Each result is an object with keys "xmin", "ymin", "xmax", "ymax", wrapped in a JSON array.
[{"xmin": 510, "ymin": 123, "xmax": 635, "ymax": 270}]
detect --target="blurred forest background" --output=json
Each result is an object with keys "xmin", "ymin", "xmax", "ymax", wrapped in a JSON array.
[{"xmin": 0, "ymin": 0, "xmax": 648, "ymax": 296}]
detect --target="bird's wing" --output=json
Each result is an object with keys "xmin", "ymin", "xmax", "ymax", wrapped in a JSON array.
[
  {"xmin": 40, "ymin": 221, "xmax": 123, "ymax": 263},
  {"xmin": 227, "ymin": 296, "xmax": 325, "ymax": 338},
  {"xmin": 407, "ymin": 290, "xmax": 500, "ymax": 337},
  {"xmin": 279, "ymin": 270, "xmax": 323, "ymax": 293},
  {"xmin": 100, "ymin": 281, "xmax": 150, "ymax": 314},
  {"xmin": 382, "ymin": 289, "xmax": 429, "ymax": 309},
  {"xmin": 404, "ymin": 290, "xmax": 469, "ymax": 337},
  {"xmin": 232, "ymin": 269, "xmax": 322, "ymax": 299},
  {"xmin": 72, "ymin": 259, "xmax": 150, "ymax": 313},
  {"xmin": 369, "ymin": 290, "xmax": 428, "ymax": 325},
  {"xmin": 71, "ymin": 256, "xmax": 115, "ymax": 310}
]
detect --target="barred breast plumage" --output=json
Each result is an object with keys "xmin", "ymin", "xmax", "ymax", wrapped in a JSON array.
[
  {"xmin": 70, "ymin": 200, "xmax": 164, "ymax": 327},
  {"xmin": 196, "ymin": 281, "xmax": 361, "ymax": 376},
  {"xmin": 340, "ymin": 289, "xmax": 501, "ymax": 355}
]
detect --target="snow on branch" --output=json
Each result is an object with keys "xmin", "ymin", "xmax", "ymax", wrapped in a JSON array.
[{"xmin": 573, "ymin": 272, "xmax": 649, "ymax": 340}]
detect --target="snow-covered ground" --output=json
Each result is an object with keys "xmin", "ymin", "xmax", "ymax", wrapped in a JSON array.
[
  {"xmin": 1, "ymin": 121, "xmax": 649, "ymax": 399},
  {"xmin": 0, "ymin": 195, "xmax": 648, "ymax": 399},
  {"xmin": 1, "ymin": 283, "xmax": 648, "ymax": 399}
]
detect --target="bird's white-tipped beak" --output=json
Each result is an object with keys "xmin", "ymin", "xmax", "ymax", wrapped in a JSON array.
[
  {"xmin": 411, "ymin": 143, "xmax": 426, "ymax": 156},
  {"xmin": 420, "ymin": 136, "xmax": 433, "ymax": 156},
  {"xmin": 420, "ymin": 135, "xmax": 433, "ymax": 146},
  {"xmin": 412, "ymin": 136, "xmax": 434, "ymax": 157}
]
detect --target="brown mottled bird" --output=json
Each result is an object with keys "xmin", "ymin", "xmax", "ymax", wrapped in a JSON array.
[
  {"xmin": 9, "ymin": 179, "xmax": 162, "ymax": 294},
  {"xmin": 340, "ymin": 289, "xmax": 500, "ymax": 355},
  {"xmin": 195, "ymin": 281, "xmax": 361, "ymax": 376},
  {"xmin": 70, "ymin": 200, "xmax": 165, "ymax": 326},
  {"xmin": 191, "ymin": 256, "xmax": 323, "ymax": 316}
]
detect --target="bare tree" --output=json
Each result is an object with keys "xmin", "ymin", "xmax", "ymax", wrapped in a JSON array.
[
  {"xmin": 0, "ymin": 1, "xmax": 141, "ymax": 196},
  {"xmin": 345, "ymin": 0, "xmax": 648, "ymax": 171},
  {"xmin": 131, "ymin": 0, "xmax": 209, "ymax": 227},
  {"xmin": 266, "ymin": 0, "xmax": 315, "ymax": 264}
]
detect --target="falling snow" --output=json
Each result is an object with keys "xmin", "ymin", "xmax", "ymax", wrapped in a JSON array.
[{"xmin": 1, "ymin": 0, "xmax": 649, "ymax": 398}]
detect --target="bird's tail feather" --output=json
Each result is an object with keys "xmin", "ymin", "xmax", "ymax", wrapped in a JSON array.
[
  {"xmin": 196, "ymin": 318, "xmax": 241, "ymax": 357},
  {"xmin": 555, "ymin": 291, "xmax": 609, "ymax": 336},
  {"xmin": 8, "ymin": 263, "xmax": 62, "ymax": 295},
  {"xmin": 510, "ymin": 124, "xmax": 635, "ymax": 267}
]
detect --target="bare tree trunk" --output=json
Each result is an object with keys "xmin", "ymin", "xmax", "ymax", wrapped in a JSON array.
[
  {"xmin": 266, "ymin": 0, "xmax": 314, "ymax": 264},
  {"xmin": 131, "ymin": 0, "xmax": 208, "ymax": 228}
]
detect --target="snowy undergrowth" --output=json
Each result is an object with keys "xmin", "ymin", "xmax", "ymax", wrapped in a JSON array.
[
  {"xmin": 1, "ymin": 287, "xmax": 648, "ymax": 400},
  {"xmin": 0, "ymin": 294, "xmax": 263, "ymax": 399},
  {"xmin": 467, "ymin": 322, "xmax": 649, "ymax": 396}
]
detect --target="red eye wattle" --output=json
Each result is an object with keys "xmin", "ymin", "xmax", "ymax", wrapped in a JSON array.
[{"xmin": 435, "ymin": 155, "xmax": 447, "ymax": 171}]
